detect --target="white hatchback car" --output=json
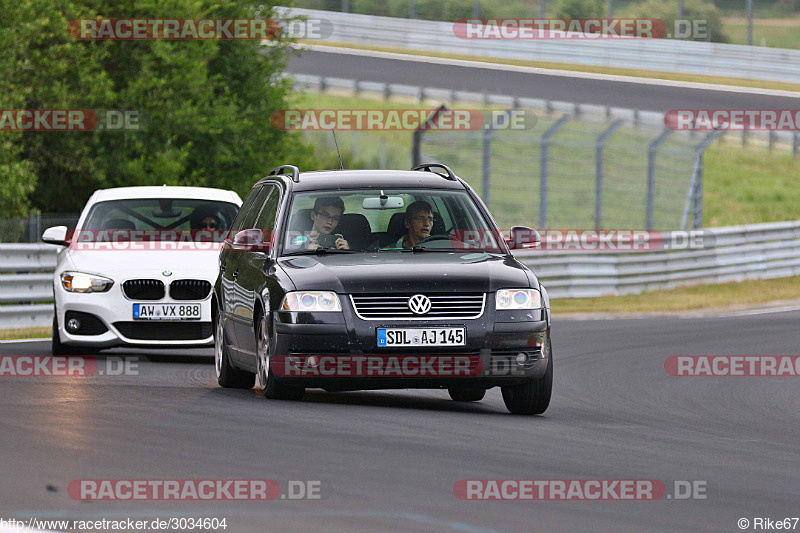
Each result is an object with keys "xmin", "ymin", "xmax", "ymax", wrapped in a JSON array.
[{"xmin": 42, "ymin": 186, "xmax": 242, "ymax": 354}]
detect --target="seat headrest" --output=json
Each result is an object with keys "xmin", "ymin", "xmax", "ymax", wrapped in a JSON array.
[
  {"xmin": 289, "ymin": 208, "xmax": 314, "ymax": 232},
  {"xmin": 387, "ymin": 212, "xmax": 407, "ymax": 238},
  {"xmin": 338, "ymin": 213, "xmax": 371, "ymax": 237},
  {"xmin": 103, "ymin": 218, "xmax": 135, "ymax": 230}
]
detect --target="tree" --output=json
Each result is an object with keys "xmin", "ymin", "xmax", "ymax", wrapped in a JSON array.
[
  {"xmin": 631, "ymin": 0, "xmax": 728, "ymax": 43},
  {"xmin": 554, "ymin": 0, "xmax": 604, "ymax": 18},
  {"xmin": 1, "ymin": 0, "xmax": 311, "ymax": 213}
]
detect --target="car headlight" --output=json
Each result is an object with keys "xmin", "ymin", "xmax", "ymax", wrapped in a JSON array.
[
  {"xmin": 281, "ymin": 291, "xmax": 342, "ymax": 312},
  {"xmin": 496, "ymin": 288, "xmax": 541, "ymax": 310},
  {"xmin": 60, "ymin": 272, "xmax": 114, "ymax": 293}
]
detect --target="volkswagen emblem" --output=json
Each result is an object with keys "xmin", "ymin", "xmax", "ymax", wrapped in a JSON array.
[
  {"xmin": 162, "ymin": 270, "xmax": 172, "ymax": 277},
  {"xmin": 408, "ymin": 294, "xmax": 431, "ymax": 315}
]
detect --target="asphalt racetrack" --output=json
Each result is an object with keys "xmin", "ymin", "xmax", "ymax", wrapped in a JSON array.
[
  {"xmin": 286, "ymin": 47, "xmax": 800, "ymax": 112},
  {"xmin": 1, "ymin": 310, "xmax": 799, "ymax": 532}
]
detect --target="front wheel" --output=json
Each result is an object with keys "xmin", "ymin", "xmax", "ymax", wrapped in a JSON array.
[
  {"xmin": 51, "ymin": 318, "xmax": 79, "ymax": 356},
  {"xmin": 501, "ymin": 338, "xmax": 553, "ymax": 415},
  {"xmin": 215, "ymin": 311, "xmax": 255, "ymax": 389},
  {"xmin": 257, "ymin": 314, "xmax": 304, "ymax": 401}
]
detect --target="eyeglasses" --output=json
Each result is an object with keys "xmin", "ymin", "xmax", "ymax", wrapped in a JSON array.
[
  {"xmin": 202, "ymin": 221, "xmax": 217, "ymax": 229},
  {"xmin": 410, "ymin": 215, "xmax": 434, "ymax": 223},
  {"xmin": 314, "ymin": 210, "xmax": 341, "ymax": 223}
]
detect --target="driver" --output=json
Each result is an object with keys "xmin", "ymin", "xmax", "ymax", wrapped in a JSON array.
[{"xmin": 394, "ymin": 201, "xmax": 433, "ymax": 249}]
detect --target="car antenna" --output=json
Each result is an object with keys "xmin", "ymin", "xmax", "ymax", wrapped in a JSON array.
[{"xmin": 330, "ymin": 129, "xmax": 344, "ymax": 170}]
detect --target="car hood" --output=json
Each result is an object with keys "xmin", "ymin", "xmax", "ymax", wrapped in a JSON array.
[
  {"xmin": 277, "ymin": 252, "xmax": 536, "ymax": 293},
  {"xmin": 59, "ymin": 246, "xmax": 222, "ymax": 280}
]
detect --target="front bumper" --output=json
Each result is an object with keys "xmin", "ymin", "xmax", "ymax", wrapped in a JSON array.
[
  {"xmin": 271, "ymin": 297, "xmax": 550, "ymax": 389},
  {"xmin": 55, "ymin": 280, "xmax": 213, "ymax": 349}
]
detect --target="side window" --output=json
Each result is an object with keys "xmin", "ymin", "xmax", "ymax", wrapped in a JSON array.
[
  {"xmin": 240, "ymin": 186, "xmax": 272, "ymax": 230},
  {"xmin": 231, "ymin": 186, "xmax": 263, "ymax": 232},
  {"xmin": 254, "ymin": 186, "xmax": 281, "ymax": 232}
]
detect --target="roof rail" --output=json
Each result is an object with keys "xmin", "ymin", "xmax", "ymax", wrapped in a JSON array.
[
  {"xmin": 268, "ymin": 165, "xmax": 300, "ymax": 183},
  {"xmin": 411, "ymin": 163, "xmax": 457, "ymax": 181}
]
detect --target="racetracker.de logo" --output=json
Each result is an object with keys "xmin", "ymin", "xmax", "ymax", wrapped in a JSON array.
[
  {"xmin": 271, "ymin": 354, "xmax": 483, "ymax": 378},
  {"xmin": 665, "ymin": 356, "xmax": 800, "ymax": 376},
  {"xmin": 67, "ymin": 18, "xmax": 281, "ymax": 40},
  {"xmin": 0, "ymin": 110, "xmax": 140, "ymax": 131},
  {"xmin": 270, "ymin": 109, "xmax": 486, "ymax": 131},
  {"xmin": 454, "ymin": 479, "xmax": 667, "ymax": 500},
  {"xmin": 665, "ymin": 109, "xmax": 800, "ymax": 131},
  {"xmin": 453, "ymin": 18, "xmax": 665, "ymax": 39},
  {"xmin": 451, "ymin": 229, "xmax": 713, "ymax": 252},
  {"xmin": 67, "ymin": 480, "xmax": 281, "ymax": 500},
  {"xmin": 0, "ymin": 356, "xmax": 137, "ymax": 377},
  {"xmin": 60, "ymin": 229, "xmax": 269, "ymax": 251}
]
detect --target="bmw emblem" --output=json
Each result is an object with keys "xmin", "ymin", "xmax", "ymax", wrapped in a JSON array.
[{"xmin": 162, "ymin": 270, "xmax": 172, "ymax": 277}]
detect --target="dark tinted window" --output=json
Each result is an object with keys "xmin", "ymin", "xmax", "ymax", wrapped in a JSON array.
[
  {"xmin": 231, "ymin": 186, "xmax": 263, "ymax": 232},
  {"xmin": 254, "ymin": 186, "xmax": 281, "ymax": 232},
  {"xmin": 83, "ymin": 199, "xmax": 238, "ymax": 233}
]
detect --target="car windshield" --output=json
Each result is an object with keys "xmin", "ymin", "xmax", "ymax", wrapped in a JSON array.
[
  {"xmin": 282, "ymin": 189, "xmax": 505, "ymax": 255},
  {"xmin": 81, "ymin": 198, "xmax": 239, "ymax": 240}
]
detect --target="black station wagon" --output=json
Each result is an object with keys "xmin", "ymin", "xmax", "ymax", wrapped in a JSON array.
[{"xmin": 213, "ymin": 164, "xmax": 552, "ymax": 415}]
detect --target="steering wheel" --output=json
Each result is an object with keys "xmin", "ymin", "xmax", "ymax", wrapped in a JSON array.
[{"xmin": 418, "ymin": 234, "xmax": 453, "ymax": 246}]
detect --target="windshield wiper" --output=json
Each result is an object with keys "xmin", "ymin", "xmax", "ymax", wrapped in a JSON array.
[
  {"xmin": 284, "ymin": 248, "xmax": 356, "ymax": 256},
  {"xmin": 396, "ymin": 245, "xmax": 452, "ymax": 252}
]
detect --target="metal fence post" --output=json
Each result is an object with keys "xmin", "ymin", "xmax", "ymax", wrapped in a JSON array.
[
  {"xmin": 594, "ymin": 119, "xmax": 624, "ymax": 230},
  {"xmin": 482, "ymin": 126, "xmax": 493, "ymax": 207},
  {"xmin": 681, "ymin": 130, "xmax": 721, "ymax": 230},
  {"xmin": 411, "ymin": 104, "xmax": 448, "ymax": 167},
  {"xmin": 539, "ymin": 114, "xmax": 571, "ymax": 229},
  {"xmin": 693, "ymin": 153, "xmax": 704, "ymax": 229},
  {"xmin": 646, "ymin": 128, "xmax": 673, "ymax": 230},
  {"xmin": 411, "ymin": 130, "xmax": 422, "ymax": 167}
]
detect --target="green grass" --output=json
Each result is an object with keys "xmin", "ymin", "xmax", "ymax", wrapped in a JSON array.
[
  {"xmin": 0, "ymin": 327, "xmax": 50, "ymax": 341},
  {"xmin": 553, "ymin": 275, "xmax": 800, "ymax": 314},
  {"xmin": 294, "ymin": 92, "xmax": 800, "ymax": 229},
  {"xmin": 703, "ymin": 144, "xmax": 800, "ymax": 226},
  {"xmin": 723, "ymin": 17, "xmax": 800, "ymax": 48}
]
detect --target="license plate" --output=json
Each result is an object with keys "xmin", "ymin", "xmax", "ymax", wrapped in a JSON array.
[
  {"xmin": 377, "ymin": 327, "xmax": 466, "ymax": 347},
  {"xmin": 133, "ymin": 303, "xmax": 201, "ymax": 320}
]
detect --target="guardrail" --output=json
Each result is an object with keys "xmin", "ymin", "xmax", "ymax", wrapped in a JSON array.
[
  {"xmin": 2, "ymin": 221, "xmax": 799, "ymax": 330},
  {"xmin": 0, "ymin": 244, "xmax": 57, "ymax": 330},
  {"xmin": 515, "ymin": 221, "xmax": 800, "ymax": 298},
  {"xmin": 284, "ymin": 7, "xmax": 800, "ymax": 84}
]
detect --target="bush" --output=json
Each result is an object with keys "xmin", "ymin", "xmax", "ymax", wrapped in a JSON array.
[
  {"xmin": 554, "ymin": 0, "xmax": 605, "ymax": 18},
  {"xmin": 630, "ymin": 0, "xmax": 728, "ymax": 43}
]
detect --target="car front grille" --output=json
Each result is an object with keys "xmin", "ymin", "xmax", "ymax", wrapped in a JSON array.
[
  {"xmin": 350, "ymin": 293, "xmax": 485, "ymax": 320},
  {"xmin": 113, "ymin": 321, "xmax": 213, "ymax": 341},
  {"xmin": 123, "ymin": 279, "xmax": 165, "ymax": 300},
  {"xmin": 169, "ymin": 279, "xmax": 211, "ymax": 300}
]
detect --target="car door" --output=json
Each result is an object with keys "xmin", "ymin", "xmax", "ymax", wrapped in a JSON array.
[
  {"xmin": 234, "ymin": 184, "xmax": 282, "ymax": 361},
  {"xmin": 224, "ymin": 184, "xmax": 271, "ymax": 361}
]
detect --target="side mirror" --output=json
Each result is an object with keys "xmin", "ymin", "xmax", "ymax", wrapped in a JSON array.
[
  {"xmin": 232, "ymin": 229, "xmax": 272, "ymax": 251},
  {"xmin": 506, "ymin": 226, "xmax": 541, "ymax": 249},
  {"xmin": 42, "ymin": 226, "xmax": 68, "ymax": 246}
]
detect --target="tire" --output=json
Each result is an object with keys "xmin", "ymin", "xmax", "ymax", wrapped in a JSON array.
[
  {"xmin": 501, "ymin": 338, "xmax": 553, "ymax": 415},
  {"xmin": 257, "ymin": 313, "xmax": 304, "ymax": 401},
  {"xmin": 215, "ymin": 310, "xmax": 255, "ymax": 389},
  {"xmin": 52, "ymin": 318, "xmax": 79, "ymax": 356},
  {"xmin": 448, "ymin": 387, "xmax": 486, "ymax": 402}
]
